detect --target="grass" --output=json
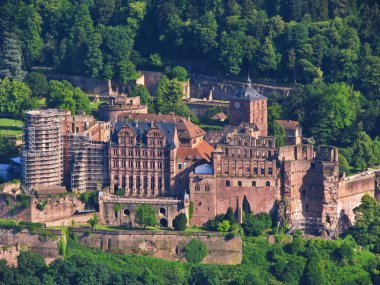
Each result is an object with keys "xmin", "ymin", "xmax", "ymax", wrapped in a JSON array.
[
  {"xmin": 37, "ymin": 97, "xmax": 46, "ymax": 107},
  {"xmin": 0, "ymin": 118, "xmax": 24, "ymax": 135},
  {"xmin": 90, "ymin": 100, "xmax": 107, "ymax": 110}
]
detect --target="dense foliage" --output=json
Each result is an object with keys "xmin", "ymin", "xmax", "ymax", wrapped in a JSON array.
[
  {"xmin": 1, "ymin": 229, "xmax": 378, "ymax": 285},
  {"xmin": 135, "ymin": 204, "xmax": 157, "ymax": 227},
  {"xmin": 173, "ymin": 213, "xmax": 188, "ymax": 231},
  {"xmin": 0, "ymin": 0, "xmax": 378, "ymax": 170},
  {"xmin": 185, "ymin": 238, "xmax": 208, "ymax": 264}
]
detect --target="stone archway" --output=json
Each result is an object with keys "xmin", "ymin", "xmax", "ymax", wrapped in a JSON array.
[{"xmin": 160, "ymin": 218, "xmax": 168, "ymax": 227}]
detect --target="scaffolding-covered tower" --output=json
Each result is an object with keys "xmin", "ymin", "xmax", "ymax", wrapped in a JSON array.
[{"xmin": 22, "ymin": 109, "xmax": 67, "ymax": 193}]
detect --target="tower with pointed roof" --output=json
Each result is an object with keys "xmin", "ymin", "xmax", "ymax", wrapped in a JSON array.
[{"xmin": 229, "ymin": 77, "xmax": 268, "ymax": 136}]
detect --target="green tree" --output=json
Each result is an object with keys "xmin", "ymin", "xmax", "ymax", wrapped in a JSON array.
[
  {"xmin": 154, "ymin": 75, "xmax": 195, "ymax": 120},
  {"xmin": 217, "ymin": 220, "xmax": 231, "ymax": 232},
  {"xmin": 0, "ymin": 36, "xmax": 26, "ymax": 81},
  {"xmin": 192, "ymin": 12, "xmax": 218, "ymax": 55},
  {"xmin": 351, "ymin": 131, "xmax": 374, "ymax": 170},
  {"xmin": 17, "ymin": 250, "xmax": 47, "ymax": 279},
  {"xmin": 47, "ymin": 80, "xmax": 90, "ymax": 115},
  {"xmin": 243, "ymin": 212, "xmax": 272, "ymax": 236},
  {"xmin": 351, "ymin": 194, "xmax": 380, "ymax": 247},
  {"xmin": 219, "ymin": 31, "xmax": 244, "ymax": 75},
  {"xmin": 0, "ymin": 78, "xmax": 37, "ymax": 117},
  {"xmin": 117, "ymin": 59, "xmax": 138, "ymax": 84},
  {"xmin": 173, "ymin": 213, "xmax": 187, "ymax": 231},
  {"xmin": 130, "ymin": 85, "xmax": 150, "ymax": 105},
  {"xmin": 185, "ymin": 238, "xmax": 208, "ymax": 264},
  {"xmin": 257, "ymin": 37, "xmax": 281, "ymax": 73},
  {"xmin": 149, "ymin": 53, "xmax": 163, "ymax": 67},
  {"xmin": 273, "ymin": 121, "xmax": 286, "ymax": 147},
  {"xmin": 225, "ymin": 207, "xmax": 237, "ymax": 225},
  {"xmin": 26, "ymin": 72, "xmax": 48, "ymax": 97},
  {"xmin": 165, "ymin": 66, "xmax": 189, "ymax": 82},
  {"xmin": 189, "ymin": 266, "xmax": 221, "ymax": 285},
  {"xmin": 88, "ymin": 213, "xmax": 99, "ymax": 229},
  {"xmin": 135, "ymin": 204, "xmax": 157, "ymax": 227},
  {"xmin": 303, "ymin": 81, "xmax": 361, "ymax": 145}
]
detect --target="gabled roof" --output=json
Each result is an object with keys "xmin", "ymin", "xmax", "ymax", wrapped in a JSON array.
[
  {"xmin": 276, "ymin": 120, "xmax": 300, "ymax": 131},
  {"xmin": 211, "ymin": 112, "xmax": 228, "ymax": 121},
  {"xmin": 233, "ymin": 83, "xmax": 267, "ymax": 101},
  {"xmin": 176, "ymin": 140, "xmax": 214, "ymax": 162},
  {"xmin": 113, "ymin": 121, "xmax": 177, "ymax": 149},
  {"xmin": 120, "ymin": 113, "xmax": 205, "ymax": 140}
]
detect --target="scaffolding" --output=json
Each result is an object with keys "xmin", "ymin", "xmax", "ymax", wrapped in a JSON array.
[
  {"xmin": 67, "ymin": 134, "xmax": 109, "ymax": 192},
  {"xmin": 22, "ymin": 110, "xmax": 66, "ymax": 193}
]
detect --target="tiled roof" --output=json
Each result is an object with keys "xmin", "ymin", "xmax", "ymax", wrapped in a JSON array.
[
  {"xmin": 233, "ymin": 84, "xmax": 267, "ymax": 101},
  {"xmin": 276, "ymin": 120, "xmax": 300, "ymax": 131},
  {"xmin": 120, "ymin": 113, "xmax": 205, "ymax": 140},
  {"xmin": 211, "ymin": 112, "xmax": 228, "ymax": 121},
  {"xmin": 114, "ymin": 121, "xmax": 177, "ymax": 149},
  {"xmin": 177, "ymin": 140, "xmax": 214, "ymax": 162}
]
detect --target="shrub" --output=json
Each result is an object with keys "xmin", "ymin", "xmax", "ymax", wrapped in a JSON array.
[
  {"xmin": 217, "ymin": 220, "xmax": 230, "ymax": 232},
  {"xmin": 185, "ymin": 238, "xmax": 207, "ymax": 264},
  {"xmin": 173, "ymin": 213, "xmax": 187, "ymax": 231},
  {"xmin": 243, "ymin": 212, "xmax": 272, "ymax": 236},
  {"xmin": 135, "ymin": 204, "xmax": 157, "ymax": 227},
  {"xmin": 88, "ymin": 213, "xmax": 99, "ymax": 229},
  {"xmin": 36, "ymin": 200, "xmax": 47, "ymax": 211},
  {"xmin": 115, "ymin": 188, "xmax": 126, "ymax": 197}
]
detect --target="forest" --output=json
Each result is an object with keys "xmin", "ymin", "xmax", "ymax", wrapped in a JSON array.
[{"xmin": 0, "ymin": 0, "xmax": 379, "ymax": 172}]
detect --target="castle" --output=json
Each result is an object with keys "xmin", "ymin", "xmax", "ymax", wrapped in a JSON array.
[{"xmin": 21, "ymin": 83, "xmax": 378, "ymax": 237}]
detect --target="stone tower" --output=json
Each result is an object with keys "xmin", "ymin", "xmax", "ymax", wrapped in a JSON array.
[{"xmin": 229, "ymin": 78, "xmax": 268, "ymax": 136}]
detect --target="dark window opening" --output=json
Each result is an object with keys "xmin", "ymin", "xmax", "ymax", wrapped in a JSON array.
[
  {"xmin": 266, "ymin": 181, "xmax": 270, "ymax": 187},
  {"xmin": 226, "ymin": 180, "xmax": 230, "ymax": 187},
  {"xmin": 238, "ymin": 181, "xmax": 242, "ymax": 187}
]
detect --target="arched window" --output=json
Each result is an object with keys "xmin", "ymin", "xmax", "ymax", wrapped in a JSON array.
[
  {"xmin": 238, "ymin": 181, "xmax": 242, "ymax": 187},
  {"xmin": 266, "ymin": 181, "xmax": 270, "ymax": 187},
  {"xmin": 226, "ymin": 180, "xmax": 230, "ymax": 187},
  {"xmin": 123, "ymin": 209, "xmax": 130, "ymax": 216},
  {"xmin": 205, "ymin": 184, "xmax": 210, "ymax": 192},
  {"xmin": 252, "ymin": 181, "xmax": 256, "ymax": 187},
  {"xmin": 195, "ymin": 183, "xmax": 200, "ymax": 191}
]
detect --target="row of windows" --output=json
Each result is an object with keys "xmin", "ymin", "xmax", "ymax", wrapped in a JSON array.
[
  {"xmin": 112, "ymin": 149, "xmax": 164, "ymax": 157},
  {"xmin": 225, "ymin": 180, "xmax": 271, "ymax": 187},
  {"xmin": 114, "ymin": 176, "xmax": 170, "ymax": 190},
  {"xmin": 234, "ymin": 138, "xmax": 274, "ymax": 148},
  {"xmin": 223, "ymin": 166, "xmax": 273, "ymax": 175},
  {"xmin": 112, "ymin": 160, "xmax": 168, "ymax": 169},
  {"xmin": 194, "ymin": 183, "xmax": 210, "ymax": 192},
  {"xmin": 225, "ymin": 148, "xmax": 274, "ymax": 159}
]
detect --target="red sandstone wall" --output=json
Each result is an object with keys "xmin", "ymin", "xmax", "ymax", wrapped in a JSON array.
[
  {"xmin": 283, "ymin": 160, "xmax": 324, "ymax": 223},
  {"xmin": 72, "ymin": 228, "xmax": 242, "ymax": 265},
  {"xmin": 190, "ymin": 174, "xmax": 277, "ymax": 225},
  {"xmin": 337, "ymin": 175, "xmax": 375, "ymax": 223},
  {"xmin": 30, "ymin": 195, "xmax": 85, "ymax": 223}
]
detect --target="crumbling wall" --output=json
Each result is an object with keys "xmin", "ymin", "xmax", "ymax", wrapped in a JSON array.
[
  {"xmin": 71, "ymin": 228, "xmax": 242, "ymax": 265},
  {"xmin": 337, "ymin": 175, "xmax": 375, "ymax": 233},
  {"xmin": 321, "ymin": 162, "xmax": 340, "ymax": 238},
  {"xmin": 0, "ymin": 229, "xmax": 60, "ymax": 263},
  {"xmin": 30, "ymin": 194, "xmax": 85, "ymax": 223}
]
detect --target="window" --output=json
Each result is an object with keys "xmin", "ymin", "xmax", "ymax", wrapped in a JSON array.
[
  {"xmin": 252, "ymin": 181, "xmax": 256, "ymax": 187},
  {"xmin": 205, "ymin": 184, "xmax": 210, "ymax": 192},
  {"xmin": 178, "ymin": 163, "xmax": 182, "ymax": 170},
  {"xmin": 268, "ymin": 167, "xmax": 273, "ymax": 175},
  {"xmin": 238, "ymin": 181, "xmax": 242, "ymax": 187},
  {"xmin": 254, "ymin": 167, "xmax": 258, "ymax": 174},
  {"xmin": 261, "ymin": 168, "xmax": 265, "ymax": 175},
  {"xmin": 306, "ymin": 204, "xmax": 309, "ymax": 210},
  {"xmin": 195, "ymin": 183, "xmax": 200, "ymax": 191},
  {"xmin": 123, "ymin": 209, "xmax": 130, "ymax": 216},
  {"xmin": 226, "ymin": 180, "xmax": 230, "ymax": 187},
  {"xmin": 266, "ymin": 181, "xmax": 270, "ymax": 187}
]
